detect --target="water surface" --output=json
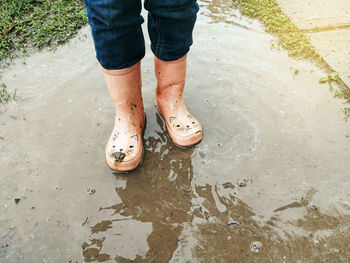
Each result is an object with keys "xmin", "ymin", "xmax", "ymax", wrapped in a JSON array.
[{"xmin": 1, "ymin": 0, "xmax": 350, "ymax": 262}]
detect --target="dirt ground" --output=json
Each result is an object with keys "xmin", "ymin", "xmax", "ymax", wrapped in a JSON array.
[{"xmin": 1, "ymin": 0, "xmax": 350, "ymax": 262}]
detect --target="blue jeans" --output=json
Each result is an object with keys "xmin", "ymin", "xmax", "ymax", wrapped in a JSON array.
[{"xmin": 84, "ymin": 0, "xmax": 199, "ymax": 70}]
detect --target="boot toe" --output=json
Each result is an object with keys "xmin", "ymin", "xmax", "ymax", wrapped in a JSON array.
[
  {"xmin": 105, "ymin": 146, "xmax": 143, "ymax": 172},
  {"xmin": 105, "ymin": 127, "xmax": 144, "ymax": 172}
]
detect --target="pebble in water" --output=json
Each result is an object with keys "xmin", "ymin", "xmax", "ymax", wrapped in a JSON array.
[
  {"xmin": 250, "ymin": 241, "xmax": 263, "ymax": 253},
  {"xmin": 238, "ymin": 180, "xmax": 247, "ymax": 187},
  {"xmin": 309, "ymin": 204, "xmax": 317, "ymax": 210},
  {"xmin": 177, "ymin": 238, "xmax": 186, "ymax": 243},
  {"xmin": 87, "ymin": 188, "xmax": 96, "ymax": 195},
  {"xmin": 227, "ymin": 220, "xmax": 240, "ymax": 227}
]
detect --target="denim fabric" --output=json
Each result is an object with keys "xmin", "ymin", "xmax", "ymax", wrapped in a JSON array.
[{"xmin": 84, "ymin": 0, "xmax": 199, "ymax": 69}]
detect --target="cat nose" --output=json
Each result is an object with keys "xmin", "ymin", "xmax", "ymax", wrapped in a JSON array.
[{"xmin": 119, "ymin": 148, "xmax": 123, "ymax": 152}]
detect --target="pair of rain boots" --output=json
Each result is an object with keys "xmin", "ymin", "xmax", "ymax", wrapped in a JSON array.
[{"xmin": 104, "ymin": 55, "xmax": 202, "ymax": 172}]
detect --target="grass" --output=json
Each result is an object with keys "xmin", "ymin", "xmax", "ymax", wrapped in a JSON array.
[
  {"xmin": 0, "ymin": 83, "xmax": 17, "ymax": 106},
  {"xmin": 231, "ymin": 0, "xmax": 322, "ymax": 61},
  {"xmin": 344, "ymin": 107, "xmax": 350, "ymax": 121},
  {"xmin": 232, "ymin": 0, "xmax": 350, "ymax": 120},
  {"xmin": 0, "ymin": 0, "xmax": 87, "ymax": 62},
  {"xmin": 0, "ymin": 0, "xmax": 87, "ymax": 106}
]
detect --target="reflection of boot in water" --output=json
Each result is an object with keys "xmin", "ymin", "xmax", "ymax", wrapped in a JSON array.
[
  {"xmin": 82, "ymin": 128, "xmax": 196, "ymax": 261},
  {"xmin": 155, "ymin": 55, "xmax": 202, "ymax": 147}
]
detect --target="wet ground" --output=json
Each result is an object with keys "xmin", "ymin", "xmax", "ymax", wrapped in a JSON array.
[
  {"xmin": 276, "ymin": 0, "xmax": 350, "ymax": 88},
  {"xmin": 1, "ymin": 0, "xmax": 350, "ymax": 262}
]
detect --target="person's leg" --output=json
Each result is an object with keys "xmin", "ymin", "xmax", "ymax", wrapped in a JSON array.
[
  {"xmin": 85, "ymin": 0, "xmax": 145, "ymax": 69},
  {"xmin": 85, "ymin": 0, "xmax": 146, "ymax": 171},
  {"xmin": 145, "ymin": 0, "xmax": 198, "ymax": 62},
  {"xmin": 145, "ymin": 0, "xmax": 202, "ymax": 147}
]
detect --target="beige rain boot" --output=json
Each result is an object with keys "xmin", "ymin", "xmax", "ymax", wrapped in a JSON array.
[
  {"xmin": 155, "ymin": 55, "xmax": 202, "ymax": 147},
  {"xmin": 103, "ymin": 61, "xmax": 145, "ymax": 172}
]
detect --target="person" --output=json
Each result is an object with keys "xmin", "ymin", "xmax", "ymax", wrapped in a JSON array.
[{"xmin": 84, "ymin": 0, "xmax": 202, "ymax": 172}]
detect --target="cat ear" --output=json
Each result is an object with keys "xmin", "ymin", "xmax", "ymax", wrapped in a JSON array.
[
  {"xmin": 130, "ymin": 134, "xmax": 138, "ymax": 142},
  {"xmin": 169, "ymin": 116, "xmax": 176, "ymax": 123}
]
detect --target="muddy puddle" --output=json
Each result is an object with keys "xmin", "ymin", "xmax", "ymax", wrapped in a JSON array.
[{"xmin": 1, "ymin": 0, "xmax": 350, "ymax": 262}]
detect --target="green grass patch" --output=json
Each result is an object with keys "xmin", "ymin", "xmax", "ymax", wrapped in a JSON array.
[
  {"xmin": 0, "ymin": 0, "xmax": 87, "ymax": 62},
  {"xmin": 231, "ymin": 0, "xmax": 321, "ymax": 61},
  {"xmin": 0, "ymin": 82, "xmax": 17, "ymax": 106},
  {"xmin": 232, "ymin": 0, "xmax": 350, "ymax": 120}
]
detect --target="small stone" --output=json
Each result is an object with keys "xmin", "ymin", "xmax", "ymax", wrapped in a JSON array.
[
  {"xmin": 250, "ymin": 241, "xmax": 263, "ymax": 253},
  {"xmin": 182, "ymin": 186, "xmax": 191, "ymax": 195},
  {"xmin": 199, "ymin": 206, "xmax": 208, "ymax": 214},
  {"xmin": 227, "ymin": 236, "xmax": 232, "ymax": 240},
  {"xmin": 165, "ymin": 216, "xmax": 171, "ymax": 222},
  {"xmin": 238, "ymin": 181, "xmax": 247, "ymax": 187},
  {"xmin": 227, "ymin": 220, "xmax": 240, "ymax": 227},
  {"xmin": 87, "ymin": 188, "xmax": 96, "ymax": 195},
  {"xmin": 314, "ymin": 239, "xmax": 320, "ymax": 246},
  {"xmin": 309, "ymin": 204, "xmax": 317, "ymax": 210}
]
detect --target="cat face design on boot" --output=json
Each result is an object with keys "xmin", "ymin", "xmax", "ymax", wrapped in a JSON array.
[
  {"xmin": 169, "ymin": 115, "xmax": 201, "ymax": 136},
  {"xmin": 109, "ymin": 132, "xmax": 139, "ymax": 163}
]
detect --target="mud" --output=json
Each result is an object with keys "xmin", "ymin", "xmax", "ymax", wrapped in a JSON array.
[{"xmin": 1, "ymin": 0, "xmax": 350, "ymax": 262}]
